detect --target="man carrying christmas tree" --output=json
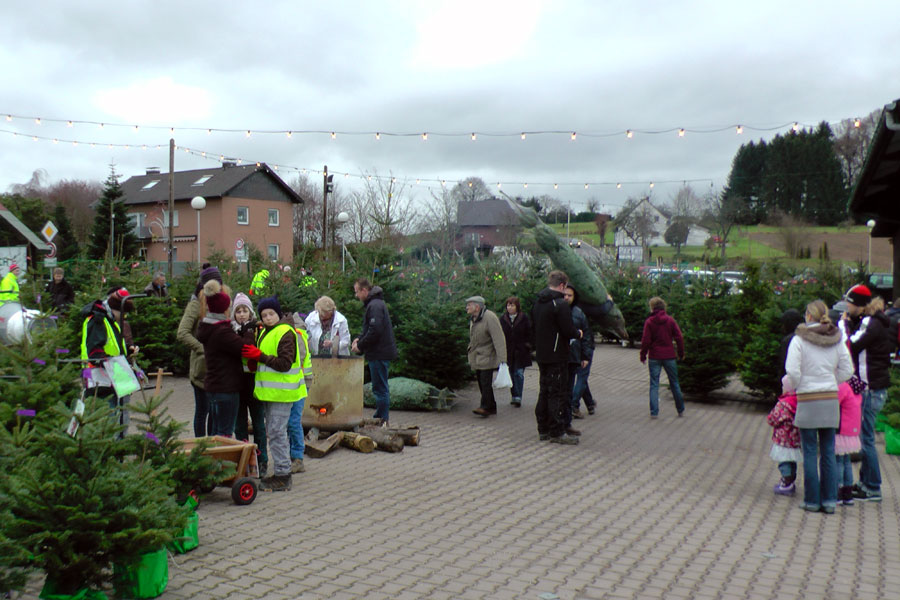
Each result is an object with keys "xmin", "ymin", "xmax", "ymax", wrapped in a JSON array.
[{"xmin": 80, "ymin": 287, "xmax": 138, "ymax": 435}]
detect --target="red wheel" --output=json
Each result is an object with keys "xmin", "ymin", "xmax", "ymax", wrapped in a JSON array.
[{"xmin": 232, "ymin": 477, "xmax": 257, "ymax": 505}]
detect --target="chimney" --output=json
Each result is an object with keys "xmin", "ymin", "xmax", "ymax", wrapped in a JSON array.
[
  {"xmin": 222, "ymin": 159, "xmax": 237, "ymax": 169},
  {"xmin": 146, "ymin": 167, "xmax": 160, "ymax": 175}
]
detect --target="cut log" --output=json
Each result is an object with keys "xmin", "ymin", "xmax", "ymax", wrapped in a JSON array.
[
  {"xmin": 340, "ymin": 431, "xmax": 376, "ymax": 453},
  {"xmin": 386, "ymin": 426, "xmax": 420, "ymax": 446},
  {"xmin": 305, "ymin": 430, "xmax": 342, "ymax": 458},
  {"xmin": 359, "ymin": 426, "xmax": 404, "ymax": 453}
]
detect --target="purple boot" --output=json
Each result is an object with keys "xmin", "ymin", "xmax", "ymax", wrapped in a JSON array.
[{"xmin": 774, "ymin": 478, "xmax": 796, "ymax": 496}]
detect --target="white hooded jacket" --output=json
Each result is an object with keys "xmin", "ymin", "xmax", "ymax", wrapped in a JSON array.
[{"xmin": 304, "ymin": 309, "xmax": 351, "ymax": 356}]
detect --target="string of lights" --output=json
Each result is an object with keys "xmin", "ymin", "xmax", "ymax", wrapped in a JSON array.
[
  {"xmin": 0, "ymin": 127, "xmax": 719, "ymax": 193},
  {"xmin": 1, "ymin": 111, "xmax": 866, "ymax": 140}
]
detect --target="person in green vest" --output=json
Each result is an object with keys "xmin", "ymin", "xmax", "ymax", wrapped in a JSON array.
[
  {"xmin": 80, "ymin": 287, "xmax": 137, "ymax": 436},
  {"xmin": 250, "ymin": 269, "xmax": 269, "ymax": 296},
  {"xmin": 241, "ymin": 296, "xmax": 303, "ymax": 492},
  {"xmin": 285, "ymin": 314, "xmax": 312, "ymax": 473},
  {"xmin": 0, "ymin": 263, "xmax": 21, "ymax": 303}
]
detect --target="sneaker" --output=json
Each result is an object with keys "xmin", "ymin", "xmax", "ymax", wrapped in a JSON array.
[
  {"xmin": 821, "ymin": 505, "xmax": 836, "ymax": 514},
  {"xmin": 549, "ymin": 433, "xmax": 580, "ymax": 445},
  {"xmin": 290, "ymin": 458, "xmax": 305, "ymax": 473},
  {"xmin": 565, "ymin": 426, "xmax": 582, "ymax": 436},
  {"xmin": 851, "ymin": 484, "xmax": 882, "ymax": 502},
  {"xmin": 572, "ymin": 410, "xmax": 585, "ymax": 420},
  {"xmin": 587, "ymin": 405, "xmax": 596, "ymax": 415},
  {"xmin": 774, "ymin": 481, "xmax": 796, "ymax": 496},
  {"xmin": 259, "ymin": 474, "xmax": 292, "ymax": 492},
  {"xmin": 257, "ymin": 462, "xmax": 268, "ymax": 478},
  {"xmin": 650, "ymin": 414, "xmax": 659, "ymax": 419},
  {"xmin": 511, "ymin": 398, "xmax": 522, "ymax": 407},
  {"xmin": 677, "ymin": 411, "xmax": 684, "ymax": 418},
  {"xmin": 539, "ymin": 434, "xmax": 551, "ymax": 441}
]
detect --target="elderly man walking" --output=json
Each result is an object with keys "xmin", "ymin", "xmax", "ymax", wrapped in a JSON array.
[{"xmin": 466, "ymin": 296, "xmax": 507, "ymax": 418}]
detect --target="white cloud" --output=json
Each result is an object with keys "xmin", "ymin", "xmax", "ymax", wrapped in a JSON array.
[{"xmin": 92, "ymin": 77, "xmax": 212, "ymax": 124}]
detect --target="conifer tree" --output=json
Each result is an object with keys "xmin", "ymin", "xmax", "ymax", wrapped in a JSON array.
[
  {"xmin": 52, "ymin": 202, "xmax": 80, "ymax": 261},
  {"xmin": 88, "ymin": 165, "xmax": 139, "ymax": 261}
]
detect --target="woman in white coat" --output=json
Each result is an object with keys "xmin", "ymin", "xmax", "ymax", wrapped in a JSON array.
[
  {"xmin": 785, "ymin": 299, "xmax": 854, "ymax": 514},
  {"xmin": 305, "ymin": 295, "xmax": 351, "ymax": 357}
]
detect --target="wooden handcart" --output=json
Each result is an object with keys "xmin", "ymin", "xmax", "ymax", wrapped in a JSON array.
[{"xmin": 180, "ymin": 436, "xmax": 260, "ymax": 505}]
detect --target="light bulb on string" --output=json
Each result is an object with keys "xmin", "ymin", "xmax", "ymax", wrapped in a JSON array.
[
  {"xmin": 286, "ymin": 131, "xmax": 292, "ymax": 138},
  {"xmin": 616, "ymin": 183, "xmax": 622, "ymax": 189},
  {"xmin": 554, "ymin": 183, "xmax": 558, "ymax": 190},
  {"xmin": 678, "ymin": 128, "xmax": 685, "ymax": 137},
  {"xmin": 468, "ymin": 181, "xmax": 473, "ymax": 187},
  {"xmin": 169, "ymin": 127, "xmax": 174, "ymax": 134},
  {"xmin": 571, "ymin": 132, "xmax": 577, "ymax": 141},
  {"xmin": 5, "ymin": 115, "xmax": 11, "ymax": 121},
  {"xmin": 422, "ymin": 132, "xmax": 428, "ymax": 141},
  {"xmin": 246, "ymin": 130, "xmax": 251, "ymax": 138},
  {"xmin": 854, "ymin": 118, "xmax": 861, "ymax": 128},
  {"xmin": 792, "ymin": 122, "xmax": 799, "ymax": 132},
  {"xmin": 134, "ymin": 125, "xmax": 139, "ymax": 132},
  {"xmin": 649, "ymin": 182, "xmax": 655, "ymax": 189},
  {"xmin": 35, "ymin": 118, "xmax": 41, "ymax": 125},
  {"xmin": 375, "ymin": 132, "xmax": 380, "ymax": 140},
  {"xmin": 331, "ymin": 132, "xmax": 336, "ymax": 139},
  {"xmin": 626, "ymin": 130, "xmax": 633, "ymax": 138},
  {"xmin": 67, "ymin": 121, "xmax": 73, "ymax": 127},
  {"xmin": 584, "ymin": 183, "xmax": 589, "ymax": 189},
  {"xmin": 524, "ymin": 183, "xmax": 528, "ymax": 189},
  {"xmin": 52, "ymin": 139, "xmax": 58, "ymax": 144},
  {"xmin": 497, "ymin": 182, "xmax": 502, "ymax": 188},
  {"xmin": 521, "ymin": 133, "xmax": 526, "ymax": 140},
  {"xmin": 207, "ymin": 129, "xmax": 212, "ymax": 135},
  {"xmin": 471, "ymin": 133, "xmax": 476, "ymax": 141},
  {"xmin": 736, "ymin": 125, "xmax": 743, "ymax": 134}
]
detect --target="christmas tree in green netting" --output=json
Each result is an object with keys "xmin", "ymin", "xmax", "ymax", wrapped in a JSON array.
[
  {"xmin": 87, "ymin": 165, "xmax": 139, "ymax": 262},
  {"xmin": 0, "ymin": 396, "xmax": 187, "ymax": 597}
]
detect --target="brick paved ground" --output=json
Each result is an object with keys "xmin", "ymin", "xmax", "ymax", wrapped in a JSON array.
[{"xmin": 18, "ymin": 344, "xmax": 900, "ymax": 599}]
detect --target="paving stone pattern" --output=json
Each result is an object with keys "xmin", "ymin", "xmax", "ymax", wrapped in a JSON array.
[{"xmin": 21, "ymin": 344, "xmax": 900, "ymax": 599}]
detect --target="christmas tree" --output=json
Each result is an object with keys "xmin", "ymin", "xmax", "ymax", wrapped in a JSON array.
[{"xmin": 87, "ymin": 165, "xmax": 139, "ymax": 262}]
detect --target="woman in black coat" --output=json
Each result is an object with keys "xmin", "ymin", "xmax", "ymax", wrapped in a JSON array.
[{"xmin": 500, "ymin": 296, "xmax": 533, "ymax": 407}]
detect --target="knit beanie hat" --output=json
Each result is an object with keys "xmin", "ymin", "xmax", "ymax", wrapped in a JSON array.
[
  {"xmin": 232, "ymin": 292, "xmax": 255, "ymax": 317},
  {"xmin": 200, "ymin": 263, "xmax": 223, "ymax": 286},
  {"xmin": 257, "ymin": 296, "xmax": 283, "ymax": 318},
  {"xmin": 106, "ymin": 287, "xmax": 135, "ymax": 312},
  {"xmin": 845, "ymin": 284, "xmax": 872, "ymax": 307},
  {"xmin": 203, "ymin": 280, "xmax": 231, "ymax": 314}
]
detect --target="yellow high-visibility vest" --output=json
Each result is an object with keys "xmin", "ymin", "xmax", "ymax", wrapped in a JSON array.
[{"xmin": 254, "ymin": 323, "xmax": 304, "ymax": 402}]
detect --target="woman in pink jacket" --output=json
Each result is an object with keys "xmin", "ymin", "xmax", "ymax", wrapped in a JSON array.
[
  {"xmin": 639, "ymin": 296, "xmax": 686, "ymax": 418},
  {"xmin": 836, "ymin": 380, "xmax": 863, "ymax": 505}
]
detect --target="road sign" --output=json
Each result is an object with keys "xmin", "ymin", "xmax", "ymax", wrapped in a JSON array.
[
  {"xmin": 236, "ymin": 238, "xmax": 244, "ymax": 250},
  {"xmin": 235, "ymin": 248, "xmax": 248, "ymax": 263},
  {"xmin": 41, "ymin": 221, "xmax": 58, "ymax": 243},
  {"xmin": 46, "ymin": 242, "xmax": 57, "ymax": 259},
  {"xmin": 43, "ymin": 257, "xmax": 57, "ymax": 267}
]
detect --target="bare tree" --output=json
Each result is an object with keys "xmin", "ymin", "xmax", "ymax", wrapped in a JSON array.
[
  {"xmin": 586, "ymin": 197, "xmax": 600, "ymax": 213},
  {"xmin": 45, "ymin": 179, "xmax": 103, "ymax": 245},
  {"xmin": 616, "ymin": 196, "xmax": 659, "ymax": 256},
  {"xmin": 423, "ymin": 187, "xmax": 459, "ymax": 256},
  {"xmin": 700, "ymin": 190, "xmax": 742, "ymax": 259},
  {"xmin": 668, "ymin": 184, "xmax": 703, "ymax": 220},
  {"xmin": 363, "ymin": 171, "xmax": 419, "ymax": 247},
  {"xmin": 833, "ymin": 110, "xmax": 879, "ymax": 188},
  {"xmin": 290, "ymin": 174, "xmax": 321, "ymax": 247},
  {"xmin": 450, "ymin": 177, "xmax": 493, "ymax": 203},
  {"xmin": 594, "ymin": 213, "xmax": 610, "ymax": 247},
  {"xmin": 343, "ymin": 189, "xmax": 375, "ymax": 244}
]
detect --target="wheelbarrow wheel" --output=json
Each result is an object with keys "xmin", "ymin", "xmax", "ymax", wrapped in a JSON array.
[{"xmin": 232, "ymin": 477, "xmax": 258, "ymax": 505}]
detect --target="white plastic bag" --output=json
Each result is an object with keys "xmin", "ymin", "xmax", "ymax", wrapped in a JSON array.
[{"xmin": 493, "ymin": 363, "xmax": 513, "ymax": 389}]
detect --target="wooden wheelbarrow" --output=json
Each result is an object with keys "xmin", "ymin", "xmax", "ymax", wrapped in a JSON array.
[{"xmin": 180, "ymin": 436, "xmax": 259, "ymax": 505}]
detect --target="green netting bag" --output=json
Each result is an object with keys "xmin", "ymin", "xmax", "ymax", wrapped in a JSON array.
[
  {"xmin": 875, "ymin": 412, "xmax": 889, "ymax": 433},
  {"xmin": 166, "ymin": 511, "xmax": 199, "ymax": 554},
  {"xmin": 113, "ymin": 548, "xmax": 168, "ymax": 599},
  {"xmin": 39, "ymin": 580, "xmax": 108, "ymax": 600},
  {"xmin": 885, "ymin": 426, "xmax": 900, "ymax": 456}
]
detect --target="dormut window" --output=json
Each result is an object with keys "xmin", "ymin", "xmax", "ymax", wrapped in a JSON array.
[
  {"xmin": 192, "ymin": 175, "xmax": 213, "ymax": 186},
  {"xmin": 237, "ymin": 206, "xmax": 249, "ymax": 225},
  {"xmin": 141, "ymin": 180, "xmax": 159, "ymax": 191},
  {"xmin": 268, "ymin": 208, "xmax": 279, "ymax": 226}
]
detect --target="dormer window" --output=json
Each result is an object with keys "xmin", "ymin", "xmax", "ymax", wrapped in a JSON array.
[
  {"xmin": 141, "ymin": 180, "xmax": 159, "ymax": 190},
  {"xmin": 192, "ymin": 175, "xmax": 213, "ymax": 186}
]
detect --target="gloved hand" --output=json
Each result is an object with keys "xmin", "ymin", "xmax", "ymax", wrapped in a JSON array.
[{"xmin": 242, "ymin": 344, "xmax": 262, "ymax": 360}]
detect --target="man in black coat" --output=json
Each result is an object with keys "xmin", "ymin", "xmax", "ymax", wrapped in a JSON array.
[
  {"xmin": 531, "ymin": 270, "xmax": 582, "ymax": 445},
  {"xmin": 352, "ymin": 278, "xmax": 398, "ymax": 424},
  {"xmin": 46, "ymin": 267, "xmax": 75, "ymax": 312}
]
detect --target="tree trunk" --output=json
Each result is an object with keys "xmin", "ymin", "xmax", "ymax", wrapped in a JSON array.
[
  {"xmin": 304, "ymin": 429, "xmax": 342, "ymax": 458},
  {"xmin": 359, "ymin": 427, "xmax": 404, "ymax": 453},
  {"xmin": 386, "ymin": 426, "xmax": 420, "ymax": 446},
  {"xmin": 340, "ymin": 431, "xmax": 376, "ymax": 453}
]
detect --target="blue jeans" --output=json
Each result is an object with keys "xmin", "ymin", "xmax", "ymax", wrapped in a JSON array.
[
  {"xmin": 800, "ymin": 428, "xmax": 837, "ymax": 509},
  {"xmin": 778, "ymin": 461, "xmax": 797, "ymax": 480},
  {"xmin": 208, "ymin": 391, "xmax": 239, "ymax": 437},
  {"xmin": 648, "ymin": 359, "xmax": 685, "ymax": 416},
  {"xmin": 859, "ymin": 388, "xmax": 887, "ymax": 492},
  {"xmin": 192, "ymin": 383, "xmax": 213, "ymax": 437},
  {"xmin": 288, "ymin": 397, "xmax": 306, "ymax": 459},
  {"xmin": 837, "ymin": 454, "xmax": 853, "ymax": 487},
  {"xmin": 572, "ymin": 359, "xmax": 594, "ymax": 410},
  {"xmin": 511, "ymin": 367, "xmax": 525, "ymax": 401},
  {"xmin": 369, "ymin": 360, "xmax": 391, "ymax": 421}
]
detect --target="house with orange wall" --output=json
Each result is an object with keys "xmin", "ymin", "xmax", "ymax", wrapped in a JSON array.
[{"xmin": 119, "ymin": 162, "xmax": 303, "ymax": 264}]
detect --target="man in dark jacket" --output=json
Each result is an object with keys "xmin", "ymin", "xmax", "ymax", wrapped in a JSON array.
[
  {"xmin": 565, "ymin": 284, "xmax": 595, "ymax": 422},
  {"xmin": 352, "ymin": 279, "xmax": 398, "ymax": 423},
  {"xmin": 531, "ymin": 270, "xmax": 582, "ymax": 445},
  {"xmin": 46, "ymin": 267, "xmax": 75, "ymax": 312},
  {"xmin": 143, "ymin": 271, "xmax": 168, "ymax": 298},
  {"xmin": 840, "ymin": 284, "xmax": 891, "ymax": 502}
]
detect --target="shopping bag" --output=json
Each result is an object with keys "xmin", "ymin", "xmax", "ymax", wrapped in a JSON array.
[{"xmin": 492, "ymin": 363, "xmax": 512, "ymax": 389}]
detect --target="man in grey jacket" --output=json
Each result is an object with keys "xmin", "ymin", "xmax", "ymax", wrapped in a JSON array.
[{"xmin": 466, "ymin": 296, "xmax": 507, "ymax": 417}]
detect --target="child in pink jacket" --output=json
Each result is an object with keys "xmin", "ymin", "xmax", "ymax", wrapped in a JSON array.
[
  {"xmin": 836, "ymin": 379, "xmax": 863, "ymax": 505},
  {"xmin": 767, "ymin": 392, "xmax": 801, "ymax": 496}
]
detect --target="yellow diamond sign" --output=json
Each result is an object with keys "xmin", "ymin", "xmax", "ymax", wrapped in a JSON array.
[{"xmin": 41, "ymin": 221, "xmax": 58, "ymax": 243}]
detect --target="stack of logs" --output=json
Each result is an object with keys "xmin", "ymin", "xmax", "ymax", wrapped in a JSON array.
[{"xmin": 304, "ymin": 418, "xmax": 420, "ymax": 458}]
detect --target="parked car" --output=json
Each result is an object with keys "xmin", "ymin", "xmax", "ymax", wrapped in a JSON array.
[{"xmin": 867, "ymin": 272, "xmax": 894, "ymax": 303}]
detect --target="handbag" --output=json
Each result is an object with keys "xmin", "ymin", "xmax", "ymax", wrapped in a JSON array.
[{"xmin": 492, "ymin": 362, "xmax": 513, "ymax": 389}]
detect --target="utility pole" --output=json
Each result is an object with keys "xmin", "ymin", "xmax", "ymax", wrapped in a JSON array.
[
  {"xmin": 322, "ymin": 165, "xmax": 328, "ymax": 252},
  {"xmin": 167, "ymin": 138, "xmax": 175, "ymax": 279}
]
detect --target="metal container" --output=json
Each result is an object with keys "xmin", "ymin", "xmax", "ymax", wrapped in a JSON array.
[
  {"xmin": 0, "ymin": 302, "xmax": 57, "ymax": 345},
  {"xmin": 302, "ymin": 355, "xmax": 364, "ymax": 431}
]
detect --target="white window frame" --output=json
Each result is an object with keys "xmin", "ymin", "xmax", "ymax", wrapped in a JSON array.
[
  {"xmin": 141, "ymin": 180, "xmax": 160, "ymax": 191},
  {"xmin": 192, "ymin": 175, "xmax": 213, "ymax": 186},
  {"xmin": 162, "ymin": 210, "xmax": 179, "ymax": 227},
  {"xmin": 237, "ymin": 206, "xmax": 249, "ymax": 225},
  {"xmin": 268, "ymin": 208, "xmax": 280, "ymax": 227},
  {"xmin": 267, "ymin": 244, "xmax": 279, "ymax": 261}
]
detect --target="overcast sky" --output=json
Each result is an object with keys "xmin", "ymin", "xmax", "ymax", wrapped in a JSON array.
[{"xmin": 1, "ymin": 0, "xmax": 898, "ymax": 214}]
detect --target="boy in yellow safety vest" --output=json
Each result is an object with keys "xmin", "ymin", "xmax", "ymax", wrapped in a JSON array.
[{"xmin": 241, "ymin": 296, "xmax": 306, "ymax": 492}]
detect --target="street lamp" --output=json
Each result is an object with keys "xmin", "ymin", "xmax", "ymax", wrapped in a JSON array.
[
  {"xmin": 191, "ymin": 196, "xmax": 206, "ymax": 263},
  {"xmin": 336, "ymin": 211, "xmax": 349, "ymax": 272},
  {"xmin": 867, "ymin": 219, "xmax": 876, "ymax": 272}
]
